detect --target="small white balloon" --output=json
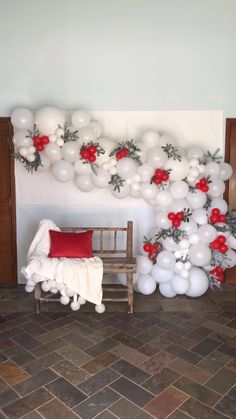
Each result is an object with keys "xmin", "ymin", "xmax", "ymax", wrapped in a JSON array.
[
  {"xmin": 74, "ymin": 159, "xmax": 92, "ymax": 175},
  {"xmin": 187, "ymin": 147, "xmax": 204, "ymax": 160},
  {"xmin": 27, "ymin": 154, "xmax": 36, "ymax": 162},
  {"xmin": 110, "ymin": 183, "xmax": 130, "ymax": 199},
  {"xmin": 96, "ymin": 137, "xmax": 116, "ymax": 165},
  {"xmin": 51, "ymin": 160, "xmax": 75, "ymax": 183},
  {"xmin": 205, "ymin": 162, "xmax": 221, "ymax": 179},
  {"xmin": 198, "ymin": 224, "xmax": 217, "ymax": 243},
  {"xmin": 91, "ymin": 168, "xmax": 110, "ymax": 188},
  {"xmin": 185, "ymin": 267, "xmax": 209, "ymax": 297},
  {"xmin": 192, "ymin": 208, "xmax": 208, "ymax": 225},
  {"xmin": 162, "ymin": 237, "xmax": 179, "ymax": 252},
  {"xmin": 49, "ymin": 134, "xmax": 57, "ymax": 143},
  {"xmin": 181, "ymin": 220, "xmax": 198, "ymax": 235},
  {"xmin": 140, "ymin": 182, "xmax": 158, "ymax": 201},
  {"xmin": 156, "ymin": 250, "xmax": 176, "ymax": 270},
  {"xmin": 174, "ymin": 262, "xmax": 184, "ymax": 273},
  {"xmin": 165, "ymin": 156, "xmax": 190, "ymax": 181},
  {"xmin": 189, "ymin": 243, "xmax": 211, "ymax": 267},
  {"xmin": 189, "ymin": 158, "xmax": 199, "ymax": 168},
  {"xmin": 208, "ymin": 179, "xmax": 225, "ymax": 198},
  {"xmin": 41, "ymin": 281, "xmax": 51, "ymax": 292},
  {"xmin": 116, "ymin": 157, "xmax": 138, "ymax": 179},
  {"xmin": 142, "ymin": 130, "xmax": 160, "ymax": 148},
  {"xmin": 147, "ymin": 146, "xmax": 168, "ymax": 168},
  {"xmin": 168, "ymin": 198, "xmax": 190, "ymax": 213},
  {"xmin": 187, "ymin": 190, "xmax": 207, "ymax": 209},
  {"xmin": 189, "ymin": 233, "xmax": 200, "ymax": 245},
  {"xmin": 189, "ymin": 168, "xmax": 199, "ymax": 178},
  {"xmin": 219, "ymin": 162, "xmax": 233, "ymax": 181},
  {"xmin": 35, "ymin": 106, "xmax": 65, "ymax": 135},
  {"xmin": 61, "ymin": 141, "xmax": 80, "ymax": 163},
  {"xmin": 78, "ymin": 126, "xmax": 96, "ymax": 143},
  {"xmin": 19, "ymin": 147, "xmax": 29, "ymax": 157},
  {"xmin": 170, "ymin": 181, "xmax": 189, "ymax": 199},
  {"xmin": 11, "ymin": 108, "xmax": 34, "ymax": 130},
  {"xmin": 56, "ymin": 138, "xmax": 64, "ymax": 147},
  {"xmin": 13, "ymin": 129, "xmax": 33, "ymax": 148},
  {"xmin": 137, "ymin": 274, "xmax": 156, "ymax": 295},
  {"xmin": 179, "ymin": 239, "xmax": 190, "ymax": 249},
  {"xmin": 75, "ymin": 175, "xmax": 94, "ymax": 192},
  {"xmin": 95, "ymin": 303, "xmax": 106, "ymax": 313},
  {"xmin": 71, "ymin": 110, "xmax": 91, "ymax": 128},
  {"xmin": 137, "ymin": 255, "xmax": 153, "ymax": 275},
  {"xmin": 151, "ymin": 265, "xmax": 173, "ymax": 283},
  {"xmin": 60, "ymin": 295, "xmax": 70, "ymax": 305},
  {"xmin": 171, "ymin": 275, "xmax": 190, "ymax": 294},
  {"xmin": 137, "ymin": 163, "xmax": 154, "ymax": 182},
  {"xmin": 45, "ymin": 143, "xmax": 62, "ymax": 162},
  {"xmin": 159, "ymin": 282, "xmax": 177, "ymax": 298},
  {"xmin": 156, "ymin": 190, "xmax": 173, "ymax": 207}
]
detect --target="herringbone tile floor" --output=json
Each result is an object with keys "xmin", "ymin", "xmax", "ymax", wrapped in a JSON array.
[{"xmin": 0, "ymin": 286, "xmax": 235, "ymax": 418}]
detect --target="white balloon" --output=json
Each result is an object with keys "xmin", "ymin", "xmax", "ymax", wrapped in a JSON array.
[
  {"xmin": 35, "ymin": 107, "xmax": 65, "ymax": 135},
  {"xmin": 219, "ymin": 162, "xmax": 233, "ymax": 181},
  {"xmin": 130, "ymin": 188, "xmax": 141, "ymax": 198},
  {"xmin": 198, "ymin": 224, "xmax": 217, "ymax": 243},
  {"xmin": 137, "ymin": 163, "xmax": 154, "ymax": 182},
  {"xmin": 75, "ymin": 175, "xmax": 94, "ymax": 192},
  {"xmin": 91, "ymin": 168, "xmax": 110, "ymax": 188},
  {"xmin": 210, "ymin": 198, "xmax": 228, "ymax": 214},
  {"xmin": 147, "ymin": 146, "xmax": 168, "ymax": 168},
  {"xmin": 71, "ymin": 110, "xmax": 91, "ymax": 128},
  {"xmin": 116, "ymin": 157, "xmax": 138, "ymax": 179},
  {"xmin": 159, "ymin": 134, "xmax": 176, "ymax": 147},
  {"xmin": 19, "ymin": 147, "xmax": 29, "ymax": 157},
  {"xmin": 60, "ymin": 295, "xmax": 70, "ymax": 305},
  {"xmin": 185, "ymin": 267, "xmax": 209, "ymax": 297},
  {"xmin": 162, "ymin": 237, "xmax": 179, "ymax": 251},
  {"xmin": 159, "ymin": 282, "xmax": 177, "ymax": 298},
  {"xmin": 222, "ymin": 249, "xmax": 236, "ymax": 268},
  {"xmin": 208, "ymin": 179, "xmax": 225, "ymax": 198},
  {"xmin": 171, "ymin": 275, "xmax": 190, "ymax": 294},
  {"xmin": 110, "ymin": 183, "xmax": 130, "ymax": 199},
  {"xmin": 165, "ymin": 156, "xmax": 190, "ymax": 181},
  {"xmin": 174, "ymin": 262, "xmax": 184, "ymax": 273},
  {"xmin": 137, "ymin": 255, "xmax": 153, "ymax": 274},
  {"xmin": 189, "ymin": 233, "xmax": 200, "ymax": 244},
  {"xmin": 142, "ymin": 130, "xmax": 160, "ymax": 148},
  {"xmin": 27, "ymin": 154, "xmax": 36, "ymax": 162},
  {"xmin": 140, "ymin": 182, "xmax": 158, "ymax": 201},
  {"xmin": 187, "ymin": 147, "xmax": 204, "ymax": 160},
  {"xmin": 41, "ymin": 281, "xmax": 51, "ymax": 292},
  {"xmin": 156, "ymin": 250, "xmax": 176, "ymax": 270},
  {"xmin": 61, "ymin": 142, "xmax": 80, "ymax": 163},
  {"xmin": 13, "ymin": 129, "xmax": 33, "ymax": 148},
  {"xmin": 168, "ymin": 199, "xmax": 190, "ymax": 213},
  {"xmin": 187, "ymin": 190, "xmax": 206, "ymax": 209},
  {"xmin": 95, "ymin": 303, "xmax": 106, "ymax": 313},
  {"xmin": 78, "ymin": 126, "xmax": 96, "ymax": 143},
  {"xmin": 179, "ymin": 239, "xmax": 190, "ymax": 249},
  {"xmin": 11, "ymin": 108, "xmax": 34, "ymax": 130},
  {"xmin": 44, "ymin": 143, "xmax": 62, "ymax": 162},
  {"xmin": 51, "ymin": 160, "xmax": 75, "ymax": 182},
  {"xmin": 189, "ymin": 243, "xmax": 211, "ymax": 267},
  {"xmin": 156, "ymin": 190, "xmax": 173, "ymax": 207},
  {"xmin": 181, "ymin": 219, "xmax": 198, "ymax": 235},
  {"xmin": 151, "ymin": 265, "xmax": 173, "ymax": 283},
  {"xmin": 170, "ymin": 181, "xmax": 189, "ymax": 199},
  {"xmin": 137, "ymin": 274, "xmax": 156, "ymax": 295},
  {"xmin": 134, "ymin": 141, "xmax": 148, "ymax": 162},
  {"xmin": 74, "ymin": 159, "xmax": 92, "ymax": 175},
  {"xmin": 155, "ymin": 212, "xmax": 171, "ymax": 229},
  {"xmin": 205, "ymin": 162, "xmax": 221, "ymax": 179},
  {"xmin": 192, "ymin": 208, "xmax": 208, "ymax": 225},
  {"xmin": 227, "ymin": 235, "xmax": 236, "ymax": 250},
  {"xmin": 89, "ymin": 121, "xmax": 102, "ymax": 138},
  {"xmin": 96, "ymin": 137, "xmax": 116, "ymax": 165}
]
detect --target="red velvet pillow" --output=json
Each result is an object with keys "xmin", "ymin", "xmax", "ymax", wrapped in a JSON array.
[{"xmin": 48, "ymin": 230, "xmax": 93, "ymax": 258}]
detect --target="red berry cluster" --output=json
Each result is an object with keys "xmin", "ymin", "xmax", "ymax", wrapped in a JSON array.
[
  {"xmin": 143, "ymin": 241, "xmax": 160, "ymax": 261},
  {"xmin": 210, "ymin": 235, "xmax": 228, "ymax": 253},
  {"xmin": 168, "ymin": 211, "xmax": 184, "ymax": 228},
  {"xmin": 195, "ymin": 177, "xmax": 209, "ymax": 192},
  {"xmin": 80, "ymin": 144, "xmax": 97, "ymax": 163},
  {"xmin": 116, "ymin": 147, "xmax": 128, "ymax": 160},
  {"xmin": 152, "ymin": 168, "xmax": 169, "ymax": 185},
  {"xmin": 33, "ymin": 135, "xmax": 49, "ymax": 152},
  {"xmin": 209, "ymin": 208, "xmax": 227, "ymax": 224},
  {"xmin": 210, "ymin": 266, "xmax": 224, "ymax": 283}
]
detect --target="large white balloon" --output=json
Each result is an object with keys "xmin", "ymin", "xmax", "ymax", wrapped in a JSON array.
[
  {"xmin": 75, "ymin": 175, "xmax": 94, "ymax": 192},
  {"xmin": 13, "ymin": 129, "xmax": 33, "ymax": 148},
  {"xmin": 142, "ymin": 130, "xmax": 160, "ymax": 148},
  {"xmin": 185, "ymin": 267, "xmax": 209, "ymax": 297},
  {"xmin": 45, "ymin": 143, "xmax": 62, "ymax": 162},
  {"xmin": 171, "ymin": 275, "xmax": 190, "ymax": 294},
  {"xmin": 170, "ymin": 181, "xmax": 189, "ymax": 199},
  {"xmin": 137, "ymin": 163, "xmax": 154, "ymax": 182},
  {"xmin": 156, "ymin": 190, "xmax": 173, "ymax": 207},
  {"xmin": 151, "ymin": 265, "xmax": 173, "ymax": 283},
  {"xmin": 71, "ymin": 110, "xmax": 91, "ymax": 128},
  {"xmin": 137, "ymin": 274, "xmax": 156, "ymax": 295},
  {"xmin": 159, "ymin": 282, "xmax": 177, "ymax": 297},
  {"xmin": 140, "ymin": 182, "xmax": 158, "ymax": 201},
  {"xmin": 110, "ymin": 183, "xmax": 130, "ymax": 199},
  {"xmin": 205, "ymin": 162, "xmax": 221, "ymax": 179},
  {"xmin": 189, "ymin": 243, "xmax": 211, "ymax": 267},
  {"xmin": 219, "ymin": 162, "xmax": 233, "ymax": 181},
  {"xmin": 74, "ymin": 159, "xmax": 92, "ymax": 175},
  {"xmin": 187, "ymin": 190, "xmax": 206, "ymax": 209},
  {"xmin": 51, "ymin": 160, "xmax": 75, "ymax": 182},
  {"xmin": 137, "ymin": 255, "xmax": 153, "ymax": 274},
  {"xmin": 91, "ymin": 168, "xmax": 110, "ymax": 188},
  {"xmin": 35, "ymin": 107, "xmax": 65, "ymax": 135},
  {"xmin": 156, "ymin": 250, "xmax": 176, "ymax": 270},
  {"xmin": 208, "ymin": 179, "xmax": 225, "ymax": 197},
  {"xmin": 210, "ymin": 198, "xmax": 228, "ymax": 214},
  {"xmin": 155, "ymin": 212, "xmax": 172, "ymax": 229},
  {"xmin": 198, "ymin": 224, "xmax": 217, "ymax": 243},
  {"xmin": 116, "ymin": 157, "xmax": 138, "ymax": 179},
  {"xmin": 11, "ymin": 108, "xmax": 34, "ymax": 130},
  {"xmin": 192, "ymin": 208, "xmax": 208, "ymax": 225},
  {"xmin": 37, "ymin": 152, "xmax": 51, "ymax": 172},
  {"xmin": 147, "ymin": 146, "xmax": 168, "ymax": 168},
  {"xmin": 61, "ymin": 141, "xmax": 80, "ymax": 163},
  {"xmin": 78, "ymin": 126, "xmax": 96, "ymax": 143},
  {"xmin": 165, "ymin": 156, "xmax": 190, "ymax": 181}
]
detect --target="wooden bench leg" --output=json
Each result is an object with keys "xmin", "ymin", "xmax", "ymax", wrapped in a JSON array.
[
  {"xmin": 126, "ymin": 272, "xmax": 134, "ymax": 314},
  {"xmin": 34, "ymin": 283, "xmax": 41, "ymax": 314}
]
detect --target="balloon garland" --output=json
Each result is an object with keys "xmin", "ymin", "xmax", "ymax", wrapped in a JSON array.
[{"xmin": 11, "ymin": 106, "xmax": 236, "ymax": 300}]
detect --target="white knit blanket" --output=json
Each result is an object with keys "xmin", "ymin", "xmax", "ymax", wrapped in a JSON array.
[{"xmin": 23, "ymin": 219, "xmax": 103, "ymax": 305}]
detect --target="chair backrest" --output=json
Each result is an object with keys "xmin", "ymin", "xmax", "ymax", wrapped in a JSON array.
[{"xmin": 61, "ymin": 221, "xmax": 133, "ymax": 257}]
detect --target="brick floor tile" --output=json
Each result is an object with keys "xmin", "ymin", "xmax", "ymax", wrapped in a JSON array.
[
  {"xmin": 187, "ymin": 326, "xmax": 212, "ymax": 342},
  {"xmin": 110, "ymin": 343, "xmax": 148, "ymax": 366},
  {"xmin": 30, "ymin": 338, "xmax": 67, "ymax": 358},
  {"xmin": 165, "ymin": 344, "xmax": 203, "ymax": 364},
  {"xmin": 2, "ymin": 388, "xmax": 53, "ymax": 419},
  {"xmin": 81, "ymin": 351, "xmax": 119, "ymax": 374},
  {"xmin": 45, "ymin": 377, "xmax": 87, "ymax": 408},
  {"xmin": 139, "ymin": 350, "xmax": 176, "ymax": 375},
  {"xmin": 214, "ymin": 386, "xmax": 236, "ymax": 418},
  {"xmin": 203, "ymin": 320, "xmax": 236, "ymax": 337},
  {"xmin": 205, "ymin": 367, "xmax": 236, "ymax": 394},
  {"xmin": 197, "ymin": 350, "xmax": 232, "ymax": 374},
  {"xmin": 142, "ymin": 367, "xmax": 180, "ymax": 395},
  {"xmin": 109, "ymin": 397, "xmax": 153, "ymax": 419},
  {"xmin": 51, "ymin": 359, "xmax": 90, "ymax": 386},
  {"xmin": 112, "ymin": 332, "xmax": 143, "ymax": 349},
  {"xmin": 173, "ymin": 376, "xmax": 221, "ymax": 406},
  {"xmin": 38, "ymin": 398, "xmax": 79, "ymax": 419},
  {"xmin": 191, "ymin": 337, "xmax": 221, "ymax": 356},
  {"xmin": 160, "ymin": 331, "xmax": 195, "ymax": 349},
  {"xmin": 78, "ymin": 367, "xmax": 120, "ymax": 396},
  {"xmin": 144, "ymin": 386, "xmax": 188, "ymax": 419},
  {"xmin": 110, "ymin": 377, "xmax": 154, "ymax": 407},
  {"xmin": 13, "ymin": 368, "xmax": 58, "ymax": 396},
  {"xmin": 111, "ymin": 359, "xmax": 150, "ymax": 384},
  {"xmin": 85, "ymin": 338, "xmax": 118, "ymax": 357},
  {"xmin": 181, "ymin": 397, "xmax": 230, "ymax": 419},
  {"xmin": 0, "ymin": 361, "xmax": 29, "ymax": 385},
  {"xmin": 168, "ymin": 357, "xmax": 212, "ymax": 384},
  {"xmin": 73, "ymin": 386, "xmax": 121, "ymax": 419},
  {"xmin": 56, "ymin": 343, "xmax": 92, "ymax": 366},
  {"xmin": 24, "ymin": 351, "xmax": 63, "ymax": 375}
]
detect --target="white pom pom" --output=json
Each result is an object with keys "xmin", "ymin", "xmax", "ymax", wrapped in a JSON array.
[
  {"xmin": 60, "ymin": 295, "xmax": 70, "ymax": 305},
  {"xmin": 95, "ymin": 303, "xmax": 106, "ymax": 314},
  {"xmin": 187, "ymin": 176, "xmax": 196, "ymax": 183},
  {"xmin": 27, "ymin": 153, "xmax": 36, "ymax": 162},
  {"xmin": 25, "ymin": 284, "xmax": 34, "ymax": 293},
  {"xmin": 78, "ymin": 296, "xmax": 86, "ymax": 305},
  {"xmin": 65, "ymin": 287, "xmax": 74, "ymax": 297},
  {"xmin": 19, "ymin": 147, "xmax": 29, "ymax": 157},
  {"xmin": 28, "ymin": 145, "xmax": 36, "ymax": 154},
  {"xmin": 41, "ymin": 281, "xmax": 51, "ymax": 292},
  {"xmin": 190, "ymin": 159, "xmax": 199, "ymax": 168},
  {"xmin": 49, "ymin": 134, "xmax": 57, "ymax": 143},
  {"xmin": 109, "ymin": 167, "xmax": 117, "ymax": 175},
  {"xmin": 70, "ymin": 301, "xmax": 80, "ymax": 311},
  {"xmin": 50, "ymin": 287, "xmax": 58, "ymax": 294}
]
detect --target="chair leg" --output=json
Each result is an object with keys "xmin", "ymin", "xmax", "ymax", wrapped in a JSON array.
[
  {"xmin": 126, "ymin": 272, "xmax": 134, "ymax": 314},
  {"xmin": 34, "ymin": 283, "xmax": 41, "ymax": 314}
]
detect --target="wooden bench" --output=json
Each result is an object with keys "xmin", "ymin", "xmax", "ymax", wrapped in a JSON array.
[{"xmin": 34, "ymin": 221, "xmax": 136, "ymax": 314}]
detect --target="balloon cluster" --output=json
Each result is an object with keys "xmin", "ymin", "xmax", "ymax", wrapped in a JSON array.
[{"xmin": 11, "ymin": 106, "xmax": 236, "ymax": 300}]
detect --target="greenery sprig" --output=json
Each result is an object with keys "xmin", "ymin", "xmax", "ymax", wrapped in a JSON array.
[
  {"xmin": 161, "ymin": 144, "xmax": 182, "ymax": 161},
  {"xmin": 199, "ymin": 148, "xmax": 222, "ymax": 165},
  {"xmin": 155, "ymin": 227, "xmax": 187, "ymax": 243},
  {"xmin": 14, "ymin": 152, "xmax": 42, "ymax": 173},
  {"xmin": 109, "ymin": 139, "xmax": 142, "ymax": 165},
  {"xmin": 61, "ymin": 124, "xmax": 79, "ymax": 142},
  {"xmin": 108, "ymin": 174, "xmax": 125, "ymax": 192}
]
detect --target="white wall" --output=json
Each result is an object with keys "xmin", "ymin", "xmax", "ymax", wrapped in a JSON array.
[
  {"xmin": 16, "ymin": 110, "xmax": 223, "ymax": 282},
  {"xmin": 0, "ymin": 0, "xmax": 235, "ymax": 116}
]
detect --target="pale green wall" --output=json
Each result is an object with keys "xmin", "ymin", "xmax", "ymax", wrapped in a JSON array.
[{"xmin": 1, "ymin": 0, "xmax": 235, "ymax": 116}]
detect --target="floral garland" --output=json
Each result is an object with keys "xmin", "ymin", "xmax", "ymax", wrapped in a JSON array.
[{"xmin": 11, "ymin": 106, "xmax": 236, "ymax": 300}]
